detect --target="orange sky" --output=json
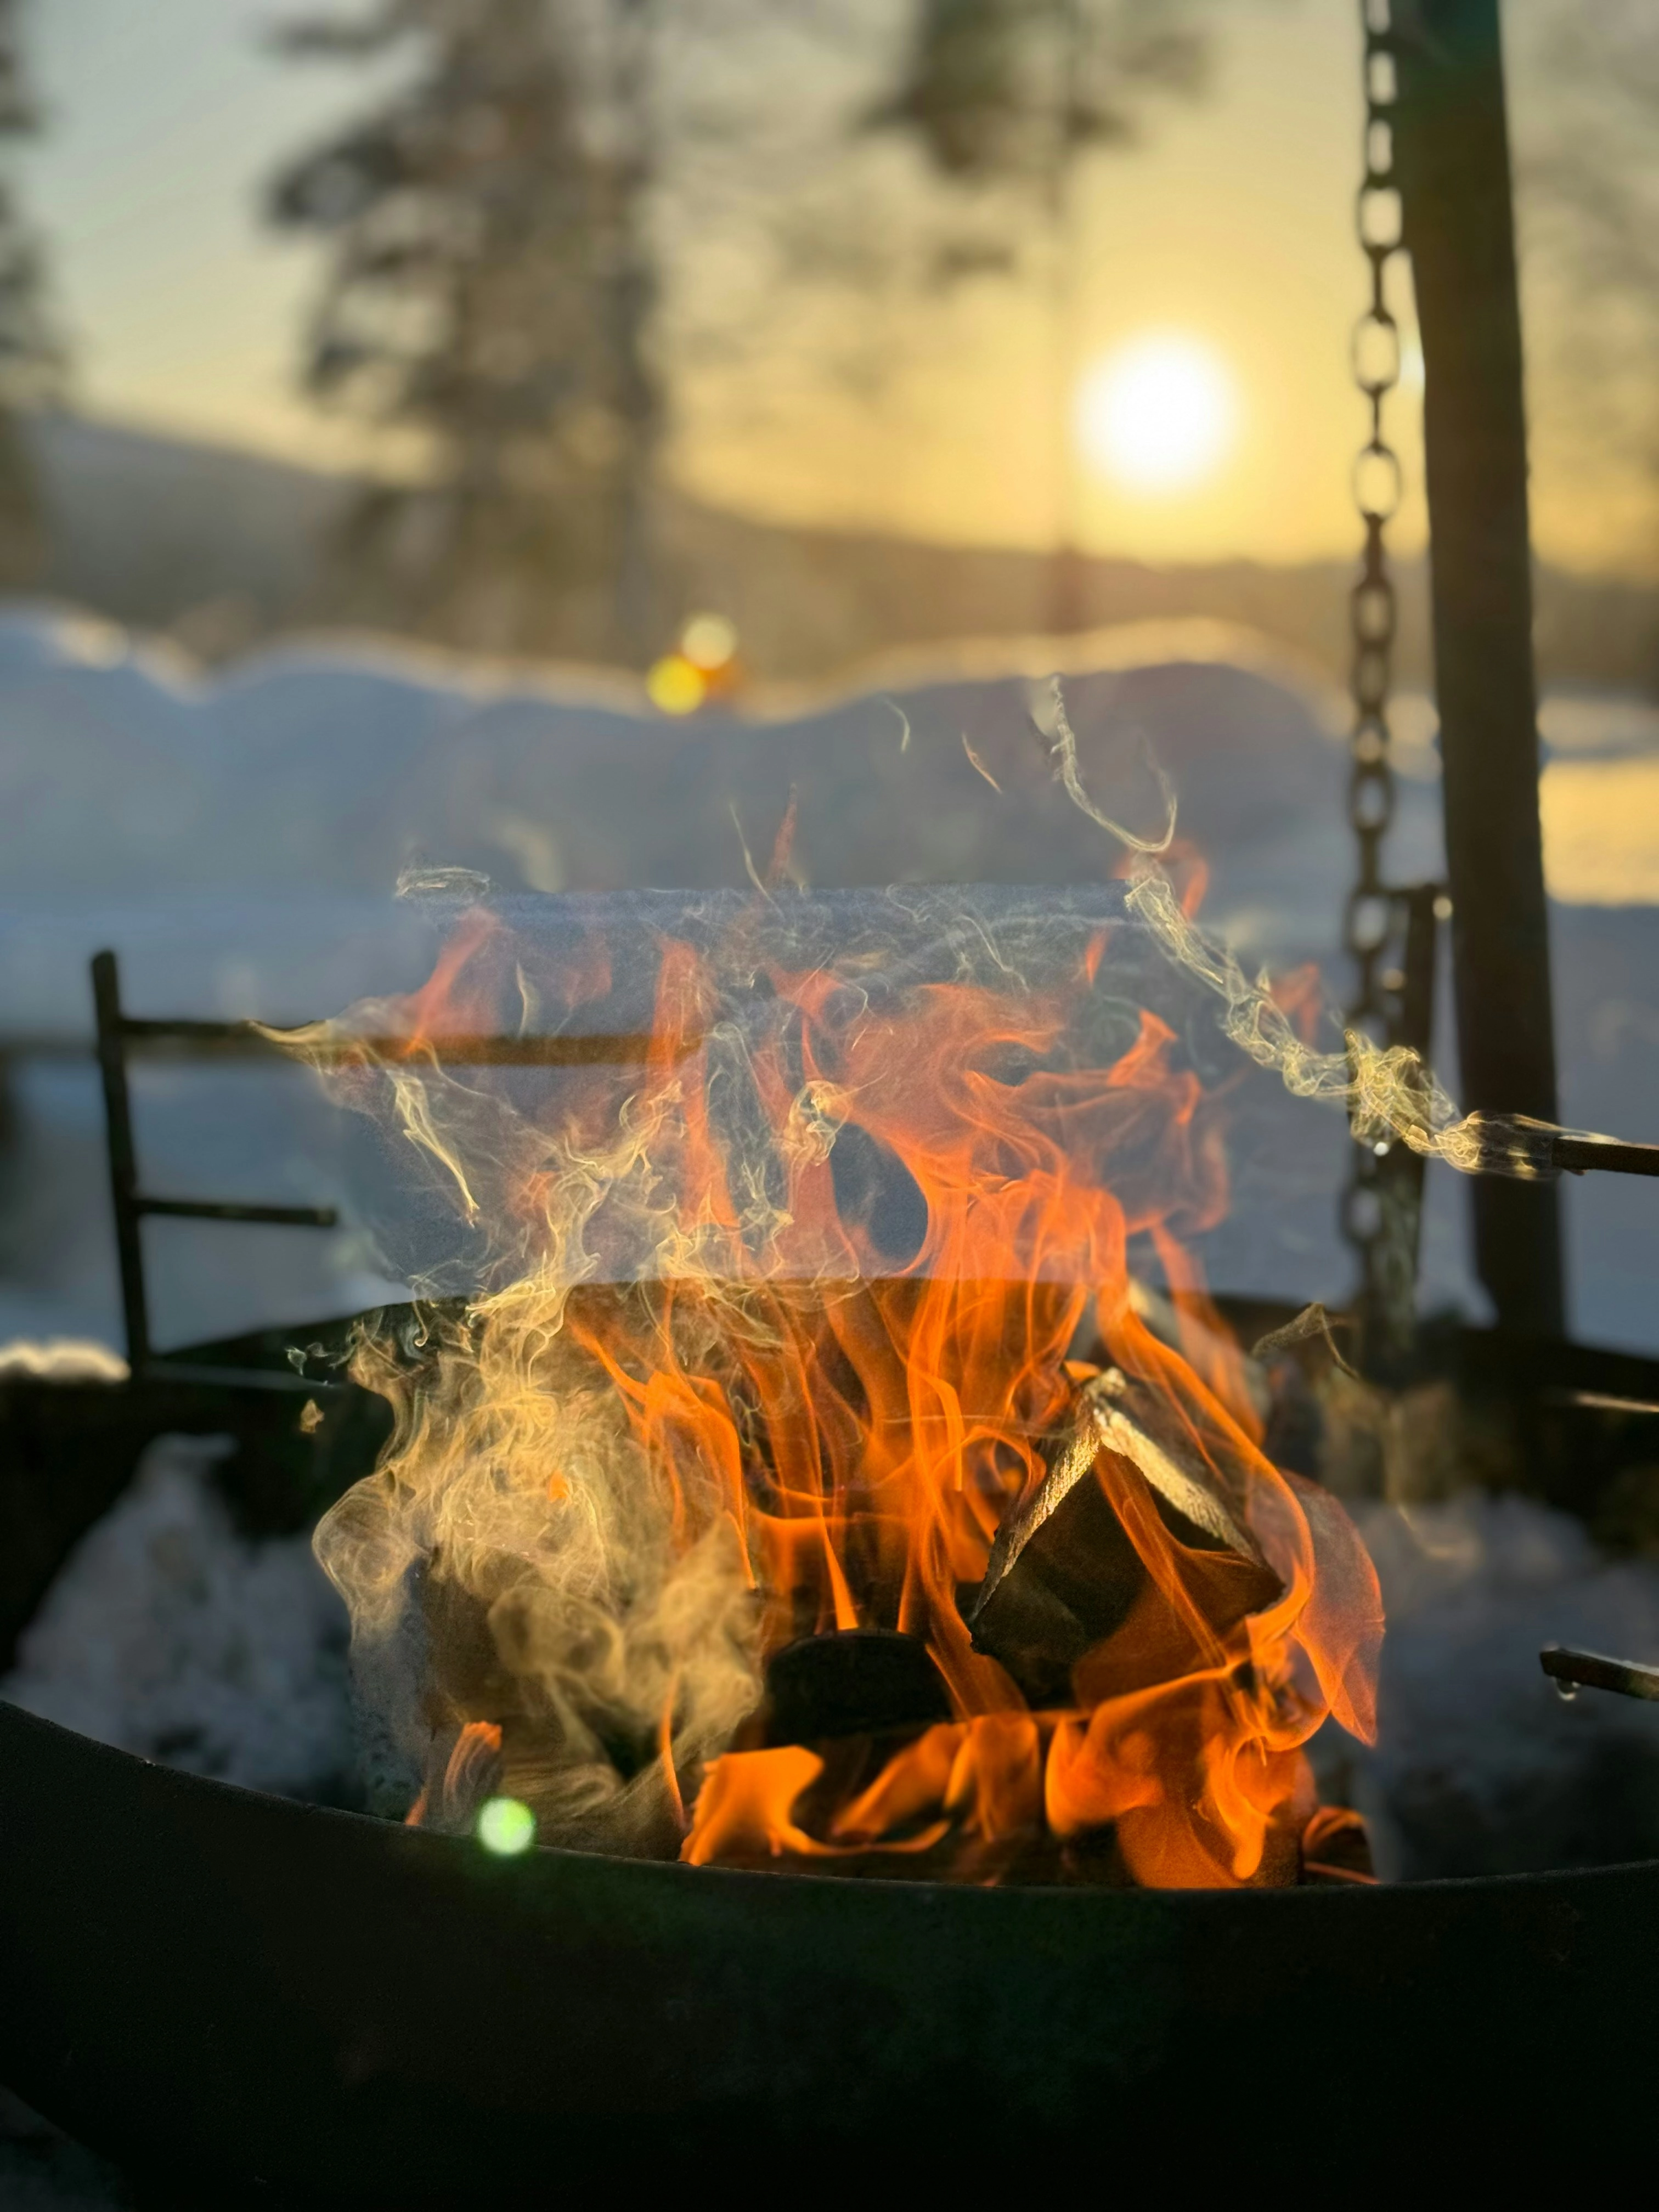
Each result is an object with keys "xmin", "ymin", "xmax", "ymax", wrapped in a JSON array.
[{"xmin": 22, "ymin": 1, "xmax": 1650, "ymax": 578}]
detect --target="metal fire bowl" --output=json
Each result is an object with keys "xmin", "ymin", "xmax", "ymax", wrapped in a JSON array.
[{"xmin": 2, "ymin": 1700, "xmax": 1656, "ymax": 2199}]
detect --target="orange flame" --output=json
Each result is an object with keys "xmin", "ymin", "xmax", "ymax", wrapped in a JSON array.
[
  {"xmin": 310, "ymin": 890, "xmax": 1382, "ymax": 1886},
  {"xmin": 405, "ymin": 1719, "xmax": 503, "ymax": 1831}
]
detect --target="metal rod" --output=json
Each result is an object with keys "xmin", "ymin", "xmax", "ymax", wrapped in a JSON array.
[
  {"xmin": 135, "ymin": 1197, "xmax": 339, "ymax": 1228},
  {"xmin": 1, "ymin": 1028, "xmax": 674, "ymax": 1065},
  {"xmin": 258, "ymin": 1029, "xmax": 674, "ymax": 1067},
  {"xmin": 1541, "ymin": 1645, "xmax": 1659, "ymax": 1703},
  {"xmin": 1393, "ymin": 0, "xmax": 1563, "ymax": 1338},
  {"xmin": 90, "ymin": 954, "xmax": 342, "ymax": 1386},
  {"xmin": 1551, "ymin": 1136, "xmax": 1659, "ymax": 1180},
  {"xmin": 118, "ymin": 1017, "xmax": 294, "ymax": 1048},
  {"xmin": 123, "ymin": 1018, "xmax": 669, "ymax": 1066},
  {"xmin": 1361, "ymin": 882, "xmax": 1442, "ymax": 1375},
  {"xmin": 142, "ymin": 1362, "xmax": 344, "ymax": 1396},
  {"xmin": 91, "ymin": 950, "xmax": 150, "ymax": 1377}
]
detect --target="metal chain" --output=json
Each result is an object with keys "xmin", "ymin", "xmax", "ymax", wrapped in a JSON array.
[
  {"xmin": 1345, "ymin": 0, "xmax": 1403, "ymax": 1049},
  {"xmin": 1341, "ymin": 0, "xmax": 1416, "ymax": 1364}
]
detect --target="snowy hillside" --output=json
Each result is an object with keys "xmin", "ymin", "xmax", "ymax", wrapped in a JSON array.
[{"xmin": 1, "ymin": 604, "xmax": 1656, "ymax": 1354}]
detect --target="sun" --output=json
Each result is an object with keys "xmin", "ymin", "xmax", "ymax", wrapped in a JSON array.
[{"xmin": 1074, "ymin": 334, "xmax": 1238, "ymax": 495}]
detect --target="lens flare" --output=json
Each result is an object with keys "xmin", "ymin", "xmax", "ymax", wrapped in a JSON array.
[
  {"xmin": 646, "ymin": 655, "xmax": 705, "ymax": 715},
  {"xmin": 680, "ymin": 612, "xmax": 737, "ymax": 672},
  {"xmin": 1075, "ymin": 335, "xmax": 1237, "ymax": 495},
  {"xmin": 477, "ymin": 1796, "xmax": 537, "ymax": 1855}
]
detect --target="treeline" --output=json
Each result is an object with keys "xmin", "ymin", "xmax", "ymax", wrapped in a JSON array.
[
  {"xmin": 0, "ymin": 1, "xmax": 1218, "ymax": 660},
  {"xmin": 3, "ymin": 3, "xmax": 1657, "ymax": 677}
]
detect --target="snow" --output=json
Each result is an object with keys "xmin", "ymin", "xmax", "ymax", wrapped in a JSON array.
[
  {"xmin": 0, "ymin": 1338, "xmax": 126, "ymax": 1381},
  {"xmin": 1, "ymin": 1432, "xmax": 356, "ymax": 1804},
  {"xmin": 1338, "ymin": 1493, "xmax": 1659, "ymax": 1878}
]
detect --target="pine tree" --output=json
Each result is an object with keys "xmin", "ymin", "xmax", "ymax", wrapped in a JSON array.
[
  {"xmin": 269, "ymin": 1, "xmax": 1213, "ymax": 660},
  {"xmin": 1527, "ymin": 2, "xmax": 1659, "ymax": 559},
  {"xmin": 872, "ymin": 0, "xmax": 1207, "ymax": 193},
  {"xmin": 269, "ymin": 0, "xmax": 661, "ymax": 661},
  {"xmin": 869, "ymin": 0, "xmax": 1212, "ymax": 631},
  {"xmin": 0, "ymin": 0, "xmax": 64, "ymax": 584}
]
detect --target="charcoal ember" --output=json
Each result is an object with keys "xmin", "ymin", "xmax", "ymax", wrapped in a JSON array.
[
  {"xmin": 1299, "ymin": 1804, "xmax": 1375, "ymax": 1884},
  {"xmin": 963, "ymin": 1368, "xmax": 1283, "ymax": 1708},
  {"xmin": 713, "ymin": 1629, "xmax": 957, "ymax": 1866},
  {"xmin": 757, "ymin": 1629, "xmax": 953, "ymax": 1747}
]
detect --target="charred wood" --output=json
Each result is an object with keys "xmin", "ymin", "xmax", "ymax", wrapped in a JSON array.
[{"xmin": 963, "ymin": 1368, "xmax": 1282, "ymax": 1708}]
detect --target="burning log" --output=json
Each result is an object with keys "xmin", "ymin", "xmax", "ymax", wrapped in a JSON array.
[
  {"xmin": 964, "ymin": 1367, "xmax": 1283, "ymax": 1709},
  {"xmin": 686, "ymin": 1629, "xmax": 970, "ymax": 1876},
  {"xmin": 757, "ymin": 1629, "xmax": 953, "ymax": 1747},
  {"xmin": 1299, "ymin": 1803, "xmax": 1376, "ymax": 1884}
]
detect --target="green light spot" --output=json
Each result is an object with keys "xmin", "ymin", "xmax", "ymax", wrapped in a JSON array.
[{"xmin": 477, "ymin": 1796, "xmax": 537, "ymax": 1856}]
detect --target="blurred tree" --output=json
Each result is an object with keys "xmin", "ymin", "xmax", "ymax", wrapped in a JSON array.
[
  {"xmin": 871, "ymin": 0, "xmax": 1207, "ymax": 195},
  {"xmin": 270, "ymin": 0, "xmax": 1212, "ymax": 663},
  {"xmin": 1525, "ymin": 1, "xmax": 1659, "ymax": 569},
  {"xmin": 269, "ymin": 0, "xmax": 661, "ymax": 662},
  {"xmin": 0, "ymin": 0, "xmax": 64, "ymax": 585},
  {"xmin": 868, "ymin": 0, "xmax": 1215, "ymax": 629}
]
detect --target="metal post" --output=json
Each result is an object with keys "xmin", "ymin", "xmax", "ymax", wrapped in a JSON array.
[
  {"xmin": 1363, "ymin": 883, "xmax": 1441, "ymax": 1376},
  {"xmin": 1392, "ymin": 0, "xmax": 1563, "ymax": 1337},
  {"xmin": 91, "ymin": 950, "xmax": 150, "ymax": 1376}
]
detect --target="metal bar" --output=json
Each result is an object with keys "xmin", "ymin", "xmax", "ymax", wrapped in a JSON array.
[
  {"xmin": 134, "ymin": 1197, "xmax": 339, "ymax": 1228},
  {"xmin": 120, "ymin": 1019, "xmax": 667, "ymax": 1066},
  {"xmin": 263, "ymin": 1030, "xmax": 670, "ymax": 1067},
  {"xmin": 1361, "ymin": 882, "xmax": 1443, "ymax": 1375},
  {"xmin": 1393, "ymin": 0, "xmax": 1564, "ymax": 1338},
  {"xmin": 1396, "ymin": 882, "xmax": 1440, "ymax": 1061},
  {"xmin": 1541, "ymin": 1645, "xmax": 1659, "ymax": 1703},
  {"xmin": 90, "ymin": 950, "xmax": 150, "ymax": 1377},
  {"xmin": 118, "ymin": 1017, "xmax": 288, "ymax": 1047},
  {"xmin": 140, "ymin": 1362, "xmax": 344, "ymax": 1396},
  {"xmin": 1551, "ymin": 1136, "xmax": 1659, "ymax": 1180},
  {"xmin": 1, "ymin": 1029, "xmax": 673, "ymax": 1064}
]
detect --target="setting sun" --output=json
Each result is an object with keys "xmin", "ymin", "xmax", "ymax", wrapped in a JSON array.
[{"xmin": 1074, "ymin": 334, "xmax": 1238, "ymax": 495}]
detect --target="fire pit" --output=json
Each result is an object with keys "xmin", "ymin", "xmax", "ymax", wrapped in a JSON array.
[
  {"xmin": 6, "ymin": 880, "xmax": 1659, "ymax": 2194},
  {"xmin": 2, "ymin": 1696, "xmax": 1657, "ymax": 2197}
]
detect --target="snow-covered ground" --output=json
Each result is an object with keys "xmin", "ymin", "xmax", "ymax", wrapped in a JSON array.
[
  {"xmin": 1, "ymin": 1432, "xmax": 356, "ymax": 1803},
  {"xmin": 1, "ymin": 602, "xmax": 1656, "ymax": 1350},
  {"xmin": 1323, "ymin": 1493, "xmax": 1659, "ymax": 1878}
]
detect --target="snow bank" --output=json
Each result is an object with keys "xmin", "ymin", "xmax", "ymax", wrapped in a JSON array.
[
  {"xmin": 0, "ymin": 602, "xmax": 1656, "ymax": 1348},
  {"xmin": 1, "ymin": 1433, "xmax": 356, "ymax": 1804},
  {"xmin": 1335, "ymin": 1493, "xmax": 1659, "ymax": 1877}
]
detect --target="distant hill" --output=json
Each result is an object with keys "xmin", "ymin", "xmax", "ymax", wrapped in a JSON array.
[
  {"xmin": 14, "ymin": 408, "xmax": 1659, "ymax": 695},
  {"xmin": 25, "ymin": 411, "xmax": 350, "ymax": 658}
]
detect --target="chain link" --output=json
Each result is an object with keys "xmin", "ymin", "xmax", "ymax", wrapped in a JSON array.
[
  {"xmin": 1340, "ymin": 0, "xmax": 1425, "ymax": 1365},
  {"xmin": 1346, "ymin": 0, "xmax": 1401, "ymax": 1027}
]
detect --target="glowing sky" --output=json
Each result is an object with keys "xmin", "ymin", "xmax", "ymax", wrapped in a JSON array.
[
  {"xmin": 1074, "ymin": 335, "xmax": 1239, "ymax": 497},
  {"xmin": 18, "ymin": 0, "xmax": 1643, "ymax": 576}
]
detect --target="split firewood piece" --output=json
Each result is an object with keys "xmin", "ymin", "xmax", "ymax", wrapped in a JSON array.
[
  {"xmin": 962, "ymin": 1368, "xmax": 1283, "ymax": 1708},
  {"xmin": 758, "ymin": 1629, "xmax": 954, "ymax": 1747}
]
